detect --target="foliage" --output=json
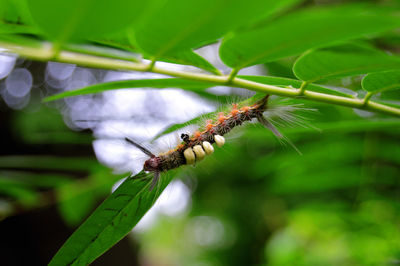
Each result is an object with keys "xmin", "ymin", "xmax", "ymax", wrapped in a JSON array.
[{"xmin": 0, "ymin": 0, "xmax": 399, "ymax": 265}]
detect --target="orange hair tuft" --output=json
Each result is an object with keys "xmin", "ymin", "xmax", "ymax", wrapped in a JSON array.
[
  {"xmin": 231, "ymin": 104, "xmax": 239, "ymax": 116},
  {"xmin": 194, "ymin": 131, "xmax": 202, "ymax": 138},
  {"xmin": 176, "ymin": 144, "xmax": 185, "ymax": 150},
  {"xmin": 205, "ymin": 120, "xmax": 214, "ymax": 131},
  {"xmin": 240, "ymin": 106, "xmax": 250, "ymax": 113},
  {"xmin": 218, "ymin": 112, "xmax": 226, "ymax": 123}
]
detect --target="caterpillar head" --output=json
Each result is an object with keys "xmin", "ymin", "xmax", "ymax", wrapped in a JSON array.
[
  {"xmin": 144, "ymin": 156, "xmax": 160, "ymax": 172},
  {"xmin": 125, "ymin": 137, "xmax": 160, "ymax": 171}
]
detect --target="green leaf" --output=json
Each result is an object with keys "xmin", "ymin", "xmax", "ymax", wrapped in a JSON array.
[
  {"xmin": 94, "ymin": 35, "xmax": 220, "ymax": 74},
  {"xmin": 376, "ymin": 31, "xmax": 400, "ymax": 48},
  {"xmin": 0, "ymin": 32, "xmax": 43, "ymax": 48},
  {"xmin": 0, "ymin": 0, "xmax": 38, "ymax": 35},
  {"xmin": 64, "ymin": 43, "xmax": 141, "ymax": 62},
  {"xmin": 372, "ymin": 100, "xmax": 400, "ymax": 109},
  {"xmin": 26, "ymin": 0, "xmax": 147, "ymax": 42},
  {"xmin": 152, "ymin": 111, "xmax": 218, "ymax": 141},
  {"xmin": 293, "ymin": 43, "xmax": 400, "ymax": 82},
  {"xmin": 264, "ymin": 60, "xmax": 298, "ymax": 79},
  {"xmin": 220, "ymin": 5, "xmax": 400, "ymax": 69},
  {"xmin": 91, "ymin": 33, "xmax": 139, "ymax": 54},
  {"xmin": 380, "ymin": 90, "xmax": 400, "ymax": 101},
  {"xmin": 154, "ymin": 50, "xmax": 220, "ymax": 75},
  {"xmin": 362, "ymin": 70, "xmax": 400, "ymax": 94},
  {"xmin": 0, "ymin": 21, "xmax": 38, "ymax": 35},
  {"xmin": 242, "ymin": 0, "xmax": 304, "ymax": 29},
  {"xmin": 132, "ymin": 0, "xmax": 301, "ymax": 57},
  {"xmin": 49, "ymin": 170, "xmax": 174, "ymax": 266},
  {"xmin": 43, "ymin": 78, "xmax": 219, "ymax": 102},
  {"xmin": 0, "ymin": 0, "xmax": 34, "ymax": 25},
  {"xmin": 239, "ymin": 75, "xmax": 353, "ymax": 98}
]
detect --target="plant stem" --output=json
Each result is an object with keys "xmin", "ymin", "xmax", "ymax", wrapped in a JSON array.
[
  {"xmin": 363, "ymin": 92, "xmax": 374, "ymax": 105},
  {"xmin": 298, "ymin": 81, "xmax": 309, "ymax": 95},
  {"xmin": 1, "ymin": 40, "xmax": 400, "ymax": 117},
  {"xmin": 147, "ymin": 58, "xmax": 156, "ymax": 71},
  {"xmin": 227, "ymin": 68, "xmax": 239, "ymax": 84}
]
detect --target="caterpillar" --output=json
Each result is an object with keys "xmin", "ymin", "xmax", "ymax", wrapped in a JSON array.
[{"xmin": 126, "ymin": 95, "xmax": 300, "ymax": 190}]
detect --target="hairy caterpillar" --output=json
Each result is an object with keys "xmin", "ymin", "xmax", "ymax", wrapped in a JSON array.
[{"xmin": 126, "ymin": 95, "xmax": 299, "ymax": 190}]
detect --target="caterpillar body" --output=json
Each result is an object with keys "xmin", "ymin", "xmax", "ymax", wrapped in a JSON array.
[{"xmin": 126, "ymin": 95, "xmax": 291, "ymax": 190}]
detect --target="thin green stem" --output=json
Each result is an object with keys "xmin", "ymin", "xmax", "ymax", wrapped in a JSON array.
[
  {"xmin": 227, "ymin": 68, "xmax": 239, "ymax": 84},
  {"xmin": 147, "ymin": 58, "xmax": 156, "ymax": 71},
  {"xmin": 1, "ymin": 41, "xmax": 399, "ymax": 117},
  {"xmin": 363, "ymin": 92, "xmax": 374, "ymax": 106},
  {"xmin": 298, "ymin": 81, "xmax": 309, "ymax": 95},
  {"xmin": 51, "ymin": 42, "xmax": 62, "ymax": 59}
]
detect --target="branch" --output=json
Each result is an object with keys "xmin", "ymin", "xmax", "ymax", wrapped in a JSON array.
[{"xmin": 1, "ymin": 40, "xmax": 399, "ymax": 117}]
